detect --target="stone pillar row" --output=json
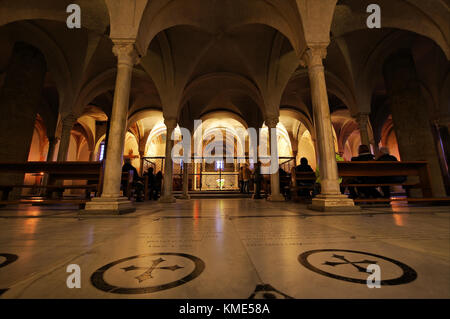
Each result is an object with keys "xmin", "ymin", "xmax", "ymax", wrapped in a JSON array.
[{"xmin": 84, "ymin": 42, "xmax": 362, "ymax": 212}]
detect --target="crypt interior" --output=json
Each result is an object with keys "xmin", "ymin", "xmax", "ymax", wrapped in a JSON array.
[{"xmin": 0, "ymin": 0, "xmax": 449, "ymax": 299}]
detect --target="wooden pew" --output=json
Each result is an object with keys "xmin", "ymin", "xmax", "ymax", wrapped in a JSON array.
[
  {"xmin": 290, "ymin": 168, "xmax": 316, "ymax": 201},
  {"xmin": 336, "ymin": 161, "xmax": 449, "ymax": 204},
  {"xmin": 0, "ymin": 162, "xmax": 134, "ymax": 206}
]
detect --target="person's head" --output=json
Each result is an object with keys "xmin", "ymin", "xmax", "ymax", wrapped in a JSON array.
[
  {"xmin": 148, "ymin": 167, "xmax": 154, "ymax": 174},
  {"xmin": 379, "ymin": 147, "xmax": 390, "ymax": 155},
  {"xmin": 300, "ymin": 157, "xmax": 308, "ymax": 166},
  {"xmin": 358, "ymin": 145, "xmax": 371, "ymax": 155},
  {"xmin": 124, "ymin": 158, "xmax": 131, "ymax": 165}
]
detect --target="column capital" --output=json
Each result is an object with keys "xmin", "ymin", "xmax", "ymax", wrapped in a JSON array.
[
  {"xmin": 61, "ymin": 114, "xmax": 77, "ymax": 127},
  {"xmin": 47, "ymin": 136, "xmax": 59, "ymax": 144},
  {"xmin": 355, "ymin": 112, "xmax": 370, "ymax": 124},
  {"xmin": 112, "ymin": 41, "xmax": 140, "ymax": 67},
  {"xmin": 164, "ymin": 117, "xmax": 178, "ymax": 129},
  {"xmin": 300, "ymin": 44, "xmax": 328, "ymax": 68},
  {"xmin": 265, "ymin": 117, "xmax": 279, "ymax": 129}
]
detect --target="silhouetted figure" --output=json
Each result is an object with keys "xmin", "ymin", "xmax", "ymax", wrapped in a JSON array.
[
  {"xmin": 122, "ymin": 158, "xmax": 144, "ymax": 202},
  {"xmin": 253, "ymin": 161, "xmax": 263, "ymax": 199},
  {"xmin": 349, "ymin": 145, "xmax": 381, "ymax": 199},
  {"xmin": 377, "ymin": 147, "xmax": 407, "ymax": 198},
  {"xmin": 239, "ymin": 166, "xmax": 244, "ymax": 193},
  {"xmin": 279, "ymin": 167, "xmax": 290, "ymax": 198},
  {"xmin": 295, "ymin": 157, "xmax": 315, "ymax": 198},
  {"xmin": 154, "ymin": 171, "xmax": 163, "ymax": 200},
  {"xmin": 243, "ymin": 164, "xmax": 251, "ymax": 194},
  {"xmin": 144, "ymin": 167, "xmax": 156, "ymax": 200}
]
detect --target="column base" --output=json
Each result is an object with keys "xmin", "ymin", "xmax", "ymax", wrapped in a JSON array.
[
  {"xmin": 159, "ymin": 195, "xmax": 176, "ymax": 203},
  {"xmin": 267, "ymin": 193, "xmax": 285, "ymax": 202},
  {"xmin": 308, "ymin": 194, "xmax": 360, "ymax": 212},
  {"xmin": 178, "ymin": 194, "xmax": 191, "ymax": 200},
  {"xmin": 84, "ymin": 197, "xmax": 135, "ymax": 215}
]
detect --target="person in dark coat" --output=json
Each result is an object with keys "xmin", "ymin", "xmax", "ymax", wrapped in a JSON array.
[
  {"xmin": 253, "ymin": 161, "xmax": 263, "ymax": 199},
  {"xmin": 144, "ymin": 167, "xmax": 156, "ymax": 200},
  {"xmin": 122, "ymin": 158, "xmax": 144, "ymax": 202},
  {"xmin": 154, "ymin": 171, "xmax": 163, "ymax": 200},
  {"xmin": 377, "ymin": 147, "xmax": 406, "ymax": 198},
  {"xmin": 295, "ymin": 157, "xmax": 315, "ymax": 197},
  {"xmin": 349, "ymin": 145, "xmax": 381, "ymax": 199}
]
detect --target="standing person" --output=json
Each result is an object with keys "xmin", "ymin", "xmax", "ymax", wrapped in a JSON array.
[
  {"xmin": 377, "ymin": 147, "xmax": 406, "ymax": 198},
  {"xmin": 144, "ymin": 167, "xmax": 155, "ymax": 201},
  {"xmin": 238, "ymin": 166, "xmax": 244, "ymax": 193},
  {"xmin": 253, "ymin": 161, "xmax": 263, "ymax": 199},
  {"xmin": 122, "ymin": 158, "xmax": 144, "ymax": 202},
  {"xmin": 154, "ymin": 171, "xmax": 163, "ymax": 200},
  {"xmin": 243, "ymin": 164, "xmax": 251, "ymax": 194}
]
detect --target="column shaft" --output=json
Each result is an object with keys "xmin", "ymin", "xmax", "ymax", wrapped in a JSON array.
[
  {"xmin": 160, "ymin": 120, "xmax": 176, "ymax": 203},
  {"xmin": 302, "ymin": 46, "xmax": 358, "ymax": 211},
  {"xmin": 57, "ymin": 115, "xmax": 76, "ymax": 161},
  {"xmin": 383, "ymin": 49, "xmax": 446, "ymax": 197},
  {"xmin": 356, "ymin": 113, "xmax": 371, "ymax": 147},
  {"xmin": 84, "ymin": 42, "xmax": 139, "ymax": 214},
  {"xmin": 266, "ymin": 119, "xmax": 284, "ymax": 201},
  {"xmin": 0, "ymin": 42, "xmax": 46, "ymax": 199},
  {"xmin": 46, "ymin": 137, "xmax": 58, "ymax": 162},
  {"xmin": 101, "ymin": 45, "xmax": 137, "ymax": 198}
]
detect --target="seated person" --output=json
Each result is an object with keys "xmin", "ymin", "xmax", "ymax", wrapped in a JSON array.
[
  {"xmin": 122, "ymin": 159, "xmax": 144, "ymax": 202},
  {"xmin": 348, "ymin": 145, "xmax": 381, "ymax": 199},
  {"xmin": 295, "ymin": 157, "xmax": 315, "ymax": 197},
  {"xmin": 154, "ymin": 171, "xmax": 163, "ymax": 200},
  {"xmin": 376, "ymin": 147, "xmax": 407, "ymax": 198},
  {"xmin": 279, "ymin": 167, "xmax": 290, "ymax": 198},
  {"xmin": 144, "ymin": 167, "xmax": 156, "ymax": 200}
]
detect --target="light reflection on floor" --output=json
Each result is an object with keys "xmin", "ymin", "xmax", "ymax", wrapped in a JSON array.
[{"xmin": 0, "ymin": 199, "xmax": 449, "ymax": 299}]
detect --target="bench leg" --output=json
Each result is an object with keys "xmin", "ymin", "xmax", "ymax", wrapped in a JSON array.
[{"xmin": 1, "ymin": 187, "xmax": 12, "ymax": 201}]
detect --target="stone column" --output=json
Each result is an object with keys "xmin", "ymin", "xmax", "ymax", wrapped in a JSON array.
[
  {"xmin": 383, "ymin": 49, "xmax": 446, "ymax": 197},
  {"xmin": 85, "ymin": 42, "xmax": 139, "ymax": 214},
  {"xmin": 41, "ymin": 136, "xmax": 59, "ymax": 193},
  {"xmin": 0, "ymin": 42, "xmax": 46, "ymax": 199},
  {"xmin": 266, "ymin": 117, "xmax": 285, "ymax": 202},
  {"xmin": 180, "ymin": 162, "xmax": 190, "ymax": 200},
  {"xmin": 355, "ymin": 112, "xmax": 371, "ymax": 147},
  {"xmin": 301, "ymin": 46, "xmax": 358, "ymax": 211},
  {"xmin": 57, "ymin": 114, "xmax": 76, "ymax": 161},
  {"xmin": 160, "ymin": 118, "xmax": 177, "ymax": 203},
  {"xmin": 88, "ymin": 149, "xmax": 95, "ymax": 162},
  {"xmin": 46, "ymin": 137, "xmax": 59, "ymax": 162}
]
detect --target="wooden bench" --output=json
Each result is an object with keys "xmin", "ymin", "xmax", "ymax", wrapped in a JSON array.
[
  {"xmin": 290, "ymin": 169, "xmax": 316, "ymax": 201},
  {"xmin": 0, "ymin": 162, "xmax": 134, "ymax": 206},
  {"xmin": 336, "ymin": 161, "xmax": 450, "ymax": 204}
]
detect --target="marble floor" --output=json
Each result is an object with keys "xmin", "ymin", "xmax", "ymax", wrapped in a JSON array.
[{"xmin": 0, "ymin": 199, "xmax": 449, "ymax": 299}]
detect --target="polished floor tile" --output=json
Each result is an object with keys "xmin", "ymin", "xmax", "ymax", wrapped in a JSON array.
[{"xmin": 0, "ymin": 199, "xmax": 449, "ymax": 298}]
